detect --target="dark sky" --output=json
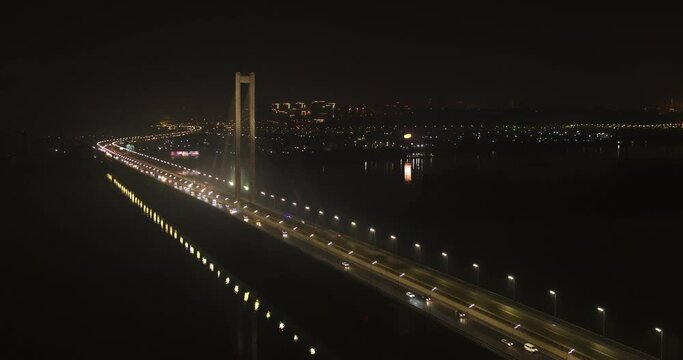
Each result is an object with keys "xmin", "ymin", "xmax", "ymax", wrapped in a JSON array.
[{"xmin": 3, "ymin": 2, "xmax": 683, "ymax": 134}]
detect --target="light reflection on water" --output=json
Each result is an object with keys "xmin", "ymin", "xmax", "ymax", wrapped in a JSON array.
[{"xmin": 107, "ymin": 173, "xmax": 323, "ymax": 359}]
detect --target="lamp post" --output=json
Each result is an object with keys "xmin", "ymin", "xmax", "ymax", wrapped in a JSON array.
[
  {"xmin": 389, "ymin": 235, "xmax": 397, "ymax": 253},
  {"xmin": 441, "ymin": 252, "xmax": 448, "ymax": 273},
  {"xmin": 414, "ymin": 243, "xmax": 421, "ymax": 263},
  {"xmin": 597, "ymin": 307, "xmax": 606, "ymax": 336},
  {"xmin": 472, "ymin": 263, "xmax": 480, "ymax": 286},
  {"xmin": 549, "ymin": 290, "xmax": 557, "ymax": 317},
  {"xmin": 655, "ymin": 327, "xmax": 664, "ymax": 360},
  {"xmin": 507, "ymin": 275, "xmax": 516, "ymax": 301}
]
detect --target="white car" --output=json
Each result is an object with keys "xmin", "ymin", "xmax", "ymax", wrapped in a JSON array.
[
  {"xmin": 255, "ymin": 221, "xmax": 262, "ymax": 227},
  {"xmin": 243, "ymin": 216, "xmax": 249, "ymax": 222},
  {"xmin": 341, "ymin": 261, "xmax": 350, "ymax": 269},
  {"xmin": 406, "ymin": 291, "xmax": 416, "ymax": 299},
  {"xmin": 524, "ymin": 343, "xmax": 539, "ymax": 353},
  {"xmin": 282, "ymin": 231, "xmax": 288, "ymax": 238},
  {"xmin": 501, "ymin": 338, "xmax": 514, "ymax": 347}
]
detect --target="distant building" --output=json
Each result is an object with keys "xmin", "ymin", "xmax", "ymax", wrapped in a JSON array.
[
  {"xmin": 310, "ymin": 101, "xmax": 336, "ymax": 122},
  {"xmin": 269, "ymin": 100, "xmax": 337, "ymax": 122}
]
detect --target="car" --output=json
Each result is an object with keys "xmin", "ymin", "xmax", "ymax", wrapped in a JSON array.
[
  {"xmin": 229, "ymin": 208, "xmax": 238, "ymax": 214},
  {"xmin": 243, "ymin": 216, "xmax": 249, "ymax": 222},
  {"xmin": 282, "ymin": 231, "xmax": 288, "ymax": 238},
  {"xmin": 255, "ymin": 220, "xmax": 262, "ymax": 227},
  {"xmin": 341, "ymin": 261, "xmax": 350, "ymax": 269},
  {"xmin": 501, "ymin": 338, "xmax": 514, "ymax": 347},
  {"xmin": 455, "ymin": 311, "xmax": 467, "ymax": 318},
  {"xmin": 406, "ymin": 291, "xmax": 416, "ymax": 299},
  {"xmin": 420, "ymin": 294, "xmax": 432, "ymax": 302},
  {"xmin": 524, "ymin": 343, "xmax": 539, "ymax": 353}
]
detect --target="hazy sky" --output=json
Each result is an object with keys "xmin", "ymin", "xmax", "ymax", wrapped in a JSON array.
[{"xmin": 3, "ymin": 2, "xmax": 683, "ymax": 134}]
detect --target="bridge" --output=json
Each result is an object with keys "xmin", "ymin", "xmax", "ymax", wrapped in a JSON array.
[{"xmin": 95, "ymin": 72, "xmax": 659, "ymax": 360}]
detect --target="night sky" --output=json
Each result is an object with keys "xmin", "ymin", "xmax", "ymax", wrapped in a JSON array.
[{"xmin": 3, "ymin": 2, "xmax": 683, "ymax": 134}]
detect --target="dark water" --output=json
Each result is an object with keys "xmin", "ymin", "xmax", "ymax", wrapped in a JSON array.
[
  {"xmin": 140, "ymin": 133, "xmax": 683, "ymax": 358},
  {"xmin": 3, "ymin": 146, "xmax": 501, "ymax": 359}
]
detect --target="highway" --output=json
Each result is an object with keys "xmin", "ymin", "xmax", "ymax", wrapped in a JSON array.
[{"xmin": 97, "ymin": 130, "xmax": 657, "ymax": 360}]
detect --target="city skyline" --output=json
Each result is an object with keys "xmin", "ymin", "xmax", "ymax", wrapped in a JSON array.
[{"xmin": 4, "ymin": 3, "xmax": 683, "ymax": 135}]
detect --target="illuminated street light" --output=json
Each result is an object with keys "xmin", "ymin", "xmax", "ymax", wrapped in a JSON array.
[
  {"xmin": 369, "ymin": 227, "xmax": 375, "ymax": 232},
  {"xmin": 441, "ymin": 252, "xmax": 449, "ymax": 273},
  {"xmin": 549, "ymin": 290, "xmax": 557, "ymax": 317},
  {"xmin": 507, "ymin": 275, "xmax": 516, "ymax": 301},
  {"xmin": 597, "ymin": 307, "xmax": 606, "ymax": 336},
  {"xmin": 655, "ymin": 327, "xmax": 664, "ymax": 360},
  {"xmin": 351, "ymin": 221, "xmax": 356, "ymax": 226},
  {"xmin": 472, "ymin": 263, "xmax": 480, "ymax": 286}
]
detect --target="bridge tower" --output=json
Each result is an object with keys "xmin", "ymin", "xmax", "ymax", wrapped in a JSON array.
[{"xmin": 233, "ymin": 72, "xmax": 256, "ymax": 204}]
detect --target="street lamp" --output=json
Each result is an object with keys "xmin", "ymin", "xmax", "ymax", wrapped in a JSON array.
[
  {"xmin": 414, "ymin": 243, "xmax": 421, "ymax": 263},
  {"xmin": 597, "ymin": 307, "xmax": 606, "ymax": 336},
  {"xmin": 655, "ymin": 327, "xmax": 663, "ymax": 360},
  {"xmin": 549, "ymin": 290, "xmax": 557, "ymax": 317},
  {"xmin": 388, "ymin": 234, "xmax": 397, "ymax": 253},
  {"xmin": 441, "ymin": 252, "xmax": 448, "ymax": 273},
  {"xmin": 472, "ymin": 263, "xmax": 480, "ymax": 286},
  {"xmin": 507, "ymin": 275, "xmax": 516, "ymax": 301}
]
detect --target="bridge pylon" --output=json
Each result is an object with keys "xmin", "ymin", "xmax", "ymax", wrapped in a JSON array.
[{"xmin": 233, "ymin": 72, "xmax": 256, "ymax": 204}]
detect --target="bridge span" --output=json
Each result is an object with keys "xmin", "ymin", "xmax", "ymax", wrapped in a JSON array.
[{"xmin": 96, "ymin": 129, "xmax": 657, "ymax": 360}]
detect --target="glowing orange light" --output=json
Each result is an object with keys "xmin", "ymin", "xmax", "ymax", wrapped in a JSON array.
[{"xmin": 404, "ymin": 161, "xmax": 412, "ymax": 184}]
